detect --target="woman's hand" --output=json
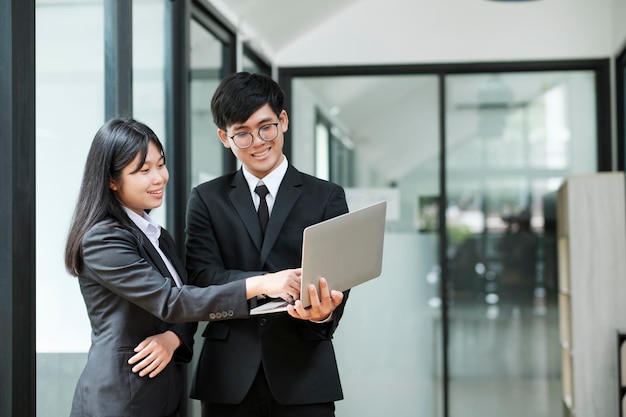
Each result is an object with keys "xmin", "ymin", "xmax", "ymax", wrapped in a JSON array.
[
  {"xmin": 128, "ymin": 330, "xmax": 182, "ymax": 378},
  {"xmin": 246, "ymin": 268, "xmax": 302, "ymax": 302}
]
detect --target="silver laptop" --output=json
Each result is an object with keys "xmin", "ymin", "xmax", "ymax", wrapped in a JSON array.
[{"xmin": 250, "ymin": 200, "xmax": 387, "ymax": 315}]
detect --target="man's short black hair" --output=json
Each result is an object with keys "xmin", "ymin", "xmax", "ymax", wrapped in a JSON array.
[{"xmin": 211, "ymin": 72, "xmax": 285, "ymax": 130}]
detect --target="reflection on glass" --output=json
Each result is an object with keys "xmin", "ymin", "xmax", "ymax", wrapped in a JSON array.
[
  {"xmin": 35, "ymin": 2, "xmax": 104, "ymax": 416},
  {"xmin": 445, "ymin": 71, "xmax": 597, "ymax": 417},
  {"xmin": 315, "ymin": 121, "xmax": 330, "ymax": 180},
  {"xmin": 315, "ymin": 110, "xmax": 355, "ymax": 186},
  {"xmin": 190, "ymin": 18, "xmax": 225, "ymax": 187}
]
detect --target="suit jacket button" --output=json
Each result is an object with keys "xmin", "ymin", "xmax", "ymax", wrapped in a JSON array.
[
  {"xmin": 221, "ymin": 311, "xmax": 228, "ymax": 318},
  {"xmin": 258, "ymin": 318, "xmax": 267, "ymax": 326},
  {"xmin": 215, "ymin": 312, "xmax": 223, "ymax": 319},
  {"xmin": 209, "ymin": 313, "xmax": 216, "ymax": 320},
  {"xmin": 228, "ymin": 310, "xmax": 234, "ymax": 317}
]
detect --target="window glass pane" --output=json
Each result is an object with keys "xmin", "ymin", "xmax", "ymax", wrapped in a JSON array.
[
  {"xmin": 35, "ymin": 1, "xmax": 104, "ymax": 416},
  {"xmin": 133, "ymin": 0, "xmax": 166, "ymax": 226},
  {"xmin": 190, "ymin": 18, "xmax": 225, "ymax": 187},
  {"xmin": 445, "ymin": 71, "xmax": 597, "ymax": 417}
]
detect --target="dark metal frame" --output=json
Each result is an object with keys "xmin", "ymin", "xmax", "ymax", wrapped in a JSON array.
[
  {"xmin": 279, "ymin": 58, "xmax": 612, "ymax": 417},
  {"xmin": 104, "ymin": 0, "xmax": 133, "ymax": 120},
  {"xmin": 162, "ymin": 0, "xmax": 238, "ymax": 255},
  {"xmin": 242, "ymin": 43, "xmax": 272, "ymax": 76},
  {"xmin": 616, "ymin": 46, "xmax": 626, "ymax": 171},
  {"xmin": 0, "ymin": 0, "xmax": 36, "ymax": 416},
  {"xmin": 165, "ymin": 0, "xmax": 191, "ymax": 260}
]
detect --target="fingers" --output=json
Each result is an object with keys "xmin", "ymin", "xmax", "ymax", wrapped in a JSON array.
[
  {"xmin": 280, "ymin": 292, "xmax": 297, "ymax": 304},
  {"xmin": 287, "ymin": 277, "xmax": 340, "ymax": 321},
  {"xmin": 133, "ymin": 339, "xmax": 148, "ymax": 353},
  {"xmin": 132, "ymin": 355, "xmax": 159, "ymax": 377},
  {"xmin": 312, "ymin": 277, "xmax": 333, "ymax": 307},
  {"xmin": 264, "ymin": 269, "xmax": 302, "ymax": 300},
  {"xmin": 128, "ymin": 338, "xmax": 152, "ymax": 365},
  {"xmin": 129, "ymin": 350, "xmax": 159, "ymax": 377},
  {"xmin": 130, "ymin": 350, "xmax": 171, "ymax": 378},
  {"xmin": 149, "ymin": 361, "xmax": 167, "ymax": 378},
  {"xmin": 128, "ymin": 349, "xmax": 148, "ymax": 366},
  {"xmin": 284, "ymin": 275, "xmax": 301, "ymax": 300},
  {"xmin": 128, "ymin": 336, "xmax": 174, "ymax": 378},
  {"xmin": 330, "ymin": 289, "xmax": 344, "ymax": 305}
]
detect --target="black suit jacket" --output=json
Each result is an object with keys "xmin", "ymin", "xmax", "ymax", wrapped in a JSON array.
[
  {"xmin": 70, "ymin": 219, "xmax": 250, "ymax": 417},
  {"xmin": 185, "ymin": 165, "xmax": 349, "ymax": 405}
]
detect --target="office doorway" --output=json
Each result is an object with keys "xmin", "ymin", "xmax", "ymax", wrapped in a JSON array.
[{"xmin": 282, "ymin": 62, "xmax": 607, "ymax": 417}]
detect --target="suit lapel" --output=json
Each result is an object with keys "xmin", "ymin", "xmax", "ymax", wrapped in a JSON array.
[
  {"xmin": 260, "ymin": 166, "xmax": 302, "ymax": 263},
  {"xmin": 130, "ymin": 224, "xmax": 175, "ymax": 286},
  {"xmin": 229, "ymin": 170, "xmax": 264, "ymax": 252},
  {"xmin": 158, "ymin": 229, "xmax": 187, "ymax": 284}
]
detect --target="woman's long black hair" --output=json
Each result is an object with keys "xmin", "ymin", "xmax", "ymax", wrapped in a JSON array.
[{"xmin": 64, "ymin": 117, "xmax": 165, "ymax": 276}]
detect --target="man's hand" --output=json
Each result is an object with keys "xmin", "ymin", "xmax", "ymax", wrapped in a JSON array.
[
  {"xmin": 128, "ymin": 330, "xmax": 181, "ymax": 378},
  {"xmin": 288, "ymin": 277, "xmax": 343, "ymax": 321}
]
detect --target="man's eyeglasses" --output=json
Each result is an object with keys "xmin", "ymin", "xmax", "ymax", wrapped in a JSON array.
[{"xmin": 228, "ymin": 122, "xmax": 280, "ymax": 149}]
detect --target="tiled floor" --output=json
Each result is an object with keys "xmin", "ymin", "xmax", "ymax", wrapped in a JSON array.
[{"xmin": 447, "ymin": 299, "xmax": 562, "ymax": 417}]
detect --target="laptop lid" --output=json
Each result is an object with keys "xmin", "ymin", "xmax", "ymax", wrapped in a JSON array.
[{"xmin": 250, "ymin": 200, "xmax": 386, "ymax": 315}]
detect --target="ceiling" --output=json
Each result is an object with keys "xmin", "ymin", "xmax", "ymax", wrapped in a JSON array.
[{"xmin": 211, "ymin": 0, "xmax": 360, "ymax": 53}]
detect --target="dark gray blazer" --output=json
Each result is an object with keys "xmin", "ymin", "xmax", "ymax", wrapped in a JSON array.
[
  {"xmin": 185, "ymin": 165, "xmax": 350, "ymax": 406},
  {"xmin": 70, "ymin": 219, "xmax": 250, "ymax": 417}
]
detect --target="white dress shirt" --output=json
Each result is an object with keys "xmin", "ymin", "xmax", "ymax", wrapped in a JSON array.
[
  {"xmin": 242, "ymin": 154, "xmax": 288, "ymax": 214},
  {"xmin": 123, "ymin": 207, "xmax": 183, "ymax": 288}
]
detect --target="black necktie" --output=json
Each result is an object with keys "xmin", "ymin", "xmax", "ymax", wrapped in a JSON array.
[{"xmin": 255, "ymin": 184, "xmax": 270, "ymax": 236}]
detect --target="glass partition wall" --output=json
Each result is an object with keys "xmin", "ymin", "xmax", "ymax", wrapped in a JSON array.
[
  {"xmin": 189, "ymin": 13, "xmax": 233, "ymax": 186},
  {"xmin": 445, "ymin": 71, "xmax": 597, "ymax": 417},
  {"xmin": 290, "ymin": 74, "xmax": 444, "ymax": 417},
  {"xmin": 283, "ymin": 64, "xmax": 605, "ymax": 417}
]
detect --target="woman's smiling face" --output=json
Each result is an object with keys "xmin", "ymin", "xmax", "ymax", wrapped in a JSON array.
[{"xmin": 109, "ymin": 141, "xmax": 169, "ymax": 215}]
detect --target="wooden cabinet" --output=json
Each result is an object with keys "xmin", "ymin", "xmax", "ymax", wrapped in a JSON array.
[{"xmin": 557, "ymin": 172, "xmax": 626, "ymax": 417}]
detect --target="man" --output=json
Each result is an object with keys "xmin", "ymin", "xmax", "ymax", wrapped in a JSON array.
[{"xmin": 185, "ymin": 71, "xmax": 349, "ymax": 417}]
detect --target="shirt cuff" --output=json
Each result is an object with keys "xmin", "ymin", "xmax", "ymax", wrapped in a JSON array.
[{"xmin": 310, "ymin": 312, "xmax": 333, "ymax": 323}]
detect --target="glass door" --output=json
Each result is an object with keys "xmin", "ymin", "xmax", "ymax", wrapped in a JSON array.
[
  {"xmin": 445, "ymin": 71, "xmax": 597, "ymax": 417},
  {"xmin": 290, "ymin": 74, "xmax": 444, "ymax": 417}
]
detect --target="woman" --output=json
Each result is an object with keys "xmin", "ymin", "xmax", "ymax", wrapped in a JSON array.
[{"xmin": 65, "ymin": 117, "xmax": 301, "ymax": 417}]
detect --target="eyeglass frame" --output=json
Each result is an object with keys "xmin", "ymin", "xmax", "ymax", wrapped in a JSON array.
[{"xmin": 227, "ymin": 122, "xmax": 280, "ymax": 149}]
